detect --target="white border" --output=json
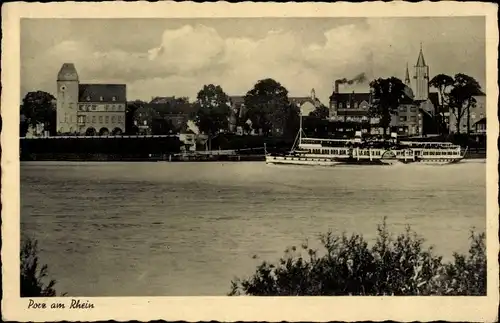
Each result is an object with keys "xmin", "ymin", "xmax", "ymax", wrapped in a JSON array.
[{"xmin": 2, "ymin": 2, "xmax": 499, "ymax": 322}]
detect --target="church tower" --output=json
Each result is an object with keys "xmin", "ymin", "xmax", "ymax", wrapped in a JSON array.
[
  {"xmin": 413, "ymin": 44, "xmax": 429, "ymax": 101},
  {"xmin": 404, "ymin": 63, "xmax": 411, "ymax": 87},
  {"xmin": 56, "ymin": 63, "xmax": 80, "ymax": 134}
]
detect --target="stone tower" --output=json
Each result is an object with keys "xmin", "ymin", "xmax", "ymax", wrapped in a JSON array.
[
  {"xmin": 311, "ymin": 88, "xmax": 316, "ymax": 101},
  {"xmin": 413, "ymin": 44, "xmax": 429, "ymax": 101},
  {"xmin": 56, "ymin": 63, "xmax": 79, "ymax": 134}
]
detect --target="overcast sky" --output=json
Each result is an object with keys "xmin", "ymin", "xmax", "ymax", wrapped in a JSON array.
[{"xmin": 21, "ymin": 17, "xmax": 485, "ymax": 104}]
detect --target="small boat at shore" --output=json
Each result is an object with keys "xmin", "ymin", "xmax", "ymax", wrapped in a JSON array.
[{"xmin": 265, "ymin": 120, "xmax": 467, "ymax": 167}]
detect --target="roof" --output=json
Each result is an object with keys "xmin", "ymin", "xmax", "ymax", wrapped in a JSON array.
[
  {"xmin": 229, "ymin": 96, "xmax": 245, "ymax": 106},
  {"xmin": 79, "ymin": 84, "xmax": 126, "ymax": 103},
  {"xmin": 416, "ymin": 48, "xmax": 426, "ymax": 67},
  {"xmin": 150, "ymin": 96, "xmax": 176, "ymax": 104},
  {"xmin": 474, "ymin": 117, "xmax": 486, "ymax": 125},
  {"xmin": 57, "ymin": 63, "xmax": 79, "ymax": 82}
]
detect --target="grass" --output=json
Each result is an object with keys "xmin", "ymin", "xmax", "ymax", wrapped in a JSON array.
[{"xmin": 228, "ymin": 218, "xmax": 486, "ymax": 296}]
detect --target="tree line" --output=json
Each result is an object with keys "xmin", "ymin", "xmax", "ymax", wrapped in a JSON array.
[{"xmin": 20, "ymin": 73, "xmax": 482, "ymax": 138}]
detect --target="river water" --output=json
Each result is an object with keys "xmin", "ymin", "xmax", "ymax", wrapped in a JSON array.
[{"xmin": 21, "ymin": 161, "xmax": 486, "ymax": 296}]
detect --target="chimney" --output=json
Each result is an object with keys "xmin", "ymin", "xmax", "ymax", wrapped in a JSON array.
[{"xmin": 334, "ymin": 80, "xmax": 340, "ymax": 94}]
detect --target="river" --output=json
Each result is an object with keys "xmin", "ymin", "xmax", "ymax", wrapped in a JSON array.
[{"xmin": 21, "ymin": 160, "xmax": 486, "ymax": 296}]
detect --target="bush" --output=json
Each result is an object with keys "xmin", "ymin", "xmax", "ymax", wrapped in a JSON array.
[
  {"xmin": 228, "ymin": 218, "xmax": 486, "ymax": 296},
  {"xmin": 20, "ymin": 237, "xmax": 62, "ymax": 297}
]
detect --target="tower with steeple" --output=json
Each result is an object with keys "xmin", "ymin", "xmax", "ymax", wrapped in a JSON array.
[
  {"xmin": 413, "ymin": 44, "xmax": 429, "ymax": 101},
  {"xmin": 404, "ymin": 63, "xmax": 411, "ymax": 87}
]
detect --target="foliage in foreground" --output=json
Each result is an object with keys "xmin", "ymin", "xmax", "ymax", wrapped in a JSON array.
[
  {"xmin": 228, "ymin": 219, "xmax": 486, "ymax": 296},
  {"xmin": 20, "ymin": 237, "xmax": 62, "ymax": 297}
]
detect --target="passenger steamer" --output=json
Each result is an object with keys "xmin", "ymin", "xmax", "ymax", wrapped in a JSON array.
[{"xmin": 265, "ymin": 119, "xmax": 467, "ymax": 167}]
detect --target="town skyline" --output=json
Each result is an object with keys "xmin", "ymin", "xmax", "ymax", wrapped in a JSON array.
[{"xmin": 21, "ymin": 17, "xmax": 485, "ymax": 104}]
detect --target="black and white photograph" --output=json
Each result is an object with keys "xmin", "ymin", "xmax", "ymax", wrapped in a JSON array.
[{"xmin": 2, "ymin": 2, "xmax": 498, "ymax": 322}]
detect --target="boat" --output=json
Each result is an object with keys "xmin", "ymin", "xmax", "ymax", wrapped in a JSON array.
[{"xmin": 265, "ymin": 115, "xmax": 467, "ymax": 167}]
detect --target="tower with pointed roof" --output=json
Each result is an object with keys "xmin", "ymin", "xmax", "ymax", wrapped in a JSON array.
[
  {"xmin": 413, "ymin": 44, "xmax": 429, "ymax": 101},
  {"xmin": 57, "ymin": 63, "xmax": 80, "ymax": 133},
  {"xmin": 404, "ymin": 63, "xmax": 411, "ymax": 87}
]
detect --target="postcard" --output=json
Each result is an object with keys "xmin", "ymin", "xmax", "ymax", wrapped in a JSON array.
[{"xmin": 1, "ymin": 1, "xmax": 499, "ymax": 322}]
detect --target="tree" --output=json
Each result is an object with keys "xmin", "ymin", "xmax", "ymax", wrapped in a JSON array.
[
  {"xmin": 126, "ymin": 100, "xmax": 146, "ymax": 135},
  {"xmin": 194, "ymin": 84, "xmax": 231, "ymax": 143},
  {"xmin": 368, "ymin": 77, "xmax": 407, "ymax": 136},
  {"xmin": 429, "ymin": 73, "xmax": 482, "ymax": 134},
  {"xmin": 244, "ymin": 78, "xmax": 299, "ymax": 137},
  {"xmin": 429, "ymin": 74, "xmax": 454, "ymax": 135},
  {"xmin": 21, "ymin": 91, "xmax": 56, "ymax": 135},
  {"xmin": 21, "ymin": 238, "xmax": 59, "ymax": 297},
  {"xmin": 309, "ymin": 104, "xmax": 330, "ymax": 119}
]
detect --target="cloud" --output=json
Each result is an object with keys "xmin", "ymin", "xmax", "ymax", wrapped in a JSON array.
[{"xmin": 22, "ymin": 18, "xmax": 485, "ymax": 105}]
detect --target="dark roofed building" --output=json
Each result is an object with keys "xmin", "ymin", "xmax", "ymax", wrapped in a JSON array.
[
  {"xmin": 56, "ymin": 63, "xmax": 127, "ymax": 135},
  {"xmin": 78, "ymin": 84, "xmax": 126, "ymax": 103}
]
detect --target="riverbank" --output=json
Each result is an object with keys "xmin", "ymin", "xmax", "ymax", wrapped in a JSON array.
[{"xmin": 20, "ymin": 152, "xmax": 485, "ymax": 162}]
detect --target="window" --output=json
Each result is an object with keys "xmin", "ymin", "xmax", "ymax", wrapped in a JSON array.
[
  {"xmin": 410, "ymin": 107, "xmax": 417, "ymax": 112},
  {"xmin": 92, "ymin": 116, "xmax": 96, "ymax": 123},
  {"xmin": 112, "ymin": 96, "xmax": 116, "ymax": 102},
  {"xmin": 346, "ymin": 102, "xmax": 351, "ymax": 109},
  {"xmin": 410, "ymin": 116, "xmax": 417, "ymax": 122},
  {"xmin": 91, "ymin": 105, "xmax": 96, "ymax": 111},
  {"xmin": 99, "ymin": 116, "xmax": 103, "ymax": 123},
  {"xmin": 118, "ymin": 116, "xmax": 122, "ymax": 122},
  {"xmin": 471, "ymin": 112, "xmax": 476, "ymax": 119},
  {"xmin": 77, "ymin": 115, "xmax": 85, "ymax": 124},
  {"xmin": 354, "ymin": 102, "xmax": 358, "ymax": 109},
  {"xmin": 86, "ymin": 96, "xmax": 91, "ymax": 101},
  {"xmin": 105, "ymin": 116, "xmax": 109, "ymax": 123},
  {"xmin": 99, "ymin": 96, "xmax": 104, "ymax": 101},
  {"xmin": 480, "ymin": 113, "xmax": 484, "ymax": 119},
  {"xmin": 339, "ymin": 103, "xmax": 343, "ymax": 109},
  {"xmin": 400, "ymin": 116, "xmax": 407, "ymax": 122},
  {"xmin": 399, "ymin": 106, "xmax": 407, "ymax": 112},
  {"xmin": 112, "ymin": 116, "xmax": 116, "ymax": 123}
]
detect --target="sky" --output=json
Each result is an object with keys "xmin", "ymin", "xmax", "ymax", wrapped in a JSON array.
[{"xmin": 21, "ymin": 17, "xmax": 486, "ymax": 104}]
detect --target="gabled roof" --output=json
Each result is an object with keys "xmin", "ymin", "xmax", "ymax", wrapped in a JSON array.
[
  {"xmin": 78, "ymin": 84, "xmax": 126, "ymax": 103},
  {"xmin": 474, "ymin": 117, "xmax": 486, "ymax": 125}
]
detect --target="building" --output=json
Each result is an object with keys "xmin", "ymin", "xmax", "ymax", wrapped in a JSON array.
[
  {"xmin": 56, "ymin": 63, "xmax": 126, "ymax": 136},
  {"xmin": 328, "ymin": 46, "xmax": 441, "ymax": 136},
  {"xmin": 290, "ymin": 89, "xmax": 324, "ymax": 116},
  {"xmin": 448, "ymin": 93, "xmax": 486, "ymax": 134}
]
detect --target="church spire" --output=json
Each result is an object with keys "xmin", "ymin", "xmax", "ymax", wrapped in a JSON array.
[
  {"xmin": 416, "ymin": 43, "xmax": 426, "ymax": 67},
  {"xmin": 414, "ymin": 43, "xmax": 429, "ymax": 101},
  {"xmin": 404, "ymin": 63, "xmax": 411, "ymax": 86}
]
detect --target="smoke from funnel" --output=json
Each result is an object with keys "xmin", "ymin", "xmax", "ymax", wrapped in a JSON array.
[{"xmin": 334, "ymin": 72, "xmax": 367, "ymax": 93}]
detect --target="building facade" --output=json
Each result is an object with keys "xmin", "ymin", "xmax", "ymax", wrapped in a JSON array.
[
  {"xmin": 56, "ymin": 63, "xmax": 126, "ymax": 136},
  {"xmin": 328, "ymin": 46, "xmax": 440, "ymax": 136}
]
